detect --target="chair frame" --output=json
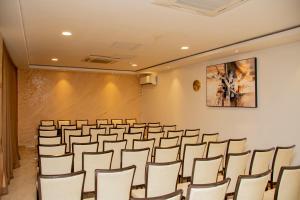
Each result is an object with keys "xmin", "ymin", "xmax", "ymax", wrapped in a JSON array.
[
  {"xmin": 69, "ymin": 135, "xmax": 91, "ymax": 152},
  {"xmin": 40, "ymin": 120, "xmax": 55, "ymax": 126},
  {"xmin": 249, "ymin": 147, "xmax": 275, "ymax": 175},
  {"xmin": 131, "ymin": 190, "xmax": 183, "ymax": 200},
  {"xmin": 159, "ymin": 136, "xmax": 179, "ymax": 147},
  {"xmin": 226, "ymin": 138, "xmax": 247, "ymax": 156},
  {"xmin": 184, "ymin": 129, "xmax": 200, "ymax": 136},
  {"xmin": 206, "ymin": 140, "xmax": 228, "ymax": 158},
  {"xmin": 38, "ymin": 135, "xmax": 61, "ymax": 145},
  {"xmin": 38, "ymin": 144, "xmax": 67, "ymax": 157},
  {"xmin": 154, "ymin": 145, "xmax": 180, "ymax": 163},
  {"xmin": 38, "ymin": 153, "xmax": 74, "ymax": 175},
  {"xmin": 201, "ymin": 133, "xmax": 219, "ymax": 143},
  {"xmin": 57, "ymin": 120, "xmax": 72, "ymax": 128}
]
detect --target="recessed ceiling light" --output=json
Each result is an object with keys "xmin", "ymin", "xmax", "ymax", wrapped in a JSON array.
[
  {"xmin": 51, "ymin": 58, "xmax": 58, "ymax": 62},
  {"xmin": 181, "ymin": 46, "xmax": 189, "ymax": 50},
  {"xmin": 234, "ymin": 49, "xmax": 239, "ymax": 53},
  {"xmin": 131, "ymin": 64, "xmax": 138, "ymax": 67},
  {"xmin": 62, "ymin": 31, "xmax": 72, "ymax": 36}
]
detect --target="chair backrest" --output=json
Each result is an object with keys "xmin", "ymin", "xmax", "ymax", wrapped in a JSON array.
[
  {"xmin": 182, "ymin": 143, "xmax": 206, "ymax": 178},
  {"xmin": 227, "ymin": 138, "xmax": 247, "ymax": 155},
  {"xmin": 133, "ymin": 123, "xmax": 146, "ymax": 128},
  {"xmin": 38, "ymin": 171, "xmax": 85, "ymax": 200},
  {"xmin": 97, "ymin": 134, "xmax": 118, "ymax": 152},
  {"xmin": 160, "ymin": 137, "xmax": 179, "ymax": 148},
  {"xmin": 103, "ymin": 140, "xmax": 127, "ymax": 169},
  {"xmin": 130, "ymin": 127, "xmax": 145, "ymax": 135},
  {"xmin": 123, "ymin": 133, "xmax": 142, "ymax": 149},
  {"xmin": 58, "ymin": 120, "xmax": 71, "ymax": 129},
  {"xmin": 121, "ymin": 148, "xmax": 150, "ymax": 186},
  {"xmin": 39, "ymin": 153, "xmax": 73, "ymax": 175},
  {"xmin": 39, "ymin": 130, "xmax": 58, "ymax": 137},
  {"xmin": 39, "ymin": 125, "xmax": 56, "ymax": 131},
  {"xmin": 41, "ymin": 120, "xmax": 54, "ymax": 126},
  {"xmin": 90, "ymin": 128, "xmax": 106, "ymax": 142},
  {"xmin": 163, "ymin": 125, "xmax": 176, "ymax": 137},
  {"xmin": 82, "ymin": 124, "xmax": 97, "ymax": 136},
  {"xmin": 180, "ymin": 135, "xmax": 199, "ymax": 160},
  {"xmin": 133, "ymin": 139, "xmax": 155, "ymax": 162},
  {"xmin": 116, "ymin": 124, "xmax": 130, "ymax": 133},
  {"xmin": 233, "ymin": 170, "xmax": 271, "ymax": 200},
  {"xmin": 65, "ymin": 129, "xmax": 82, "ymax": 151},
  {"xmin": 38, "ymin": 136, "xmax": 61, "ymax": 145},
  {"xmin": 110, "ymin": 128, "xmax": 126, "ymax": 140},
  {"xmin": 186, "ymin": 178, "xmax": 230, "ymax": 200},
  {"xmin": 111, "ymin": 119, "xmax": 123, "ymax": 127},
  {"xmin": 72, "ymin": 142, "xmax": 98, "ymax": 172},
  {"xmin": 207, "ymin": 140, "xmax": 228, "ymax": 169},
  {"xmin": 224, "ymin": 151, "xmax": 251, "ymax": 194},
  {"xmin": 69, "ymin": 135, "xmax": 91, "ymax": 152},
  {"xmin": 148, "ymin": 131, "xmax": 165, "ymax": 149},
  {"xmin": 154, "ymin": 145, "xmax": 180, "ymax": 163},
  {"xmin": 76, "ymin": 120, "xmax": 88, "ymax": 129},
  {"xmin": 96, "ymin": 119, "xmax": 108, "ymax": 127},
  {"xmin": 271, "ymin": 145, "xmax": 295, "ymax": 183},
  {"xmin": 185, "ymin": 129, "xmax": 200, "ymax": 137},
  {"xmin": 131, "ymin": 190, "xmax": 183, "ymax": 200},
  {"xmin": 192, "ymin": 156, "xmax": 223, "ymax": 184},
  {"xmin": 38, "ymin": 144, "xmax": 66, "ymax": 156},
  {"xmin": 167, "ymin": 130, "xmax": 184, "ymax": 145},
  {"xmin": 202, "ymin": 133, "xmax": 219, "ymax": 143},
  {"xmin": 274, "ymin": 165, "xmax": 300, "ymax": 200},
  {"xmin": 146, "ymin": 161, "xmax": 181, "ymax": 198},
  {"xmin": 95, "ymin": 166, "xmax": 136, "ymax": 200},
  {"xmin": 82, "ymin": 151, "xmax": 113, "ymax": 193},
  {"xmin": 100, "ymin": 124, "xmax": 114, "ymax": 134},
  {"xmin": 126, "ymin": 119, "xmax": 137, "ymax": 126},
  {"xmin": 148, "ymin": 122, "xmax": 160, "ymax": 126},
  {"xmin": 61, "ymin": 125, "xmax": 77, "ymax": 143},
  {"xmin": 249, "ymin": 148, "xmax": 274, "ymax": 175},
  {"xmin": 148, "ymin": 126, "xmax": 163, "ymax": 133}
]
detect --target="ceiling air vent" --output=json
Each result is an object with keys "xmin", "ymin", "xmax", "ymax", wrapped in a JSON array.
[
  {"xmin": 152, "ymin": 0, "xmax": 249, "ymax": 16},
  {"xmin": 84, "ymin": 55, "xmax": 120, "ymax": 64}
]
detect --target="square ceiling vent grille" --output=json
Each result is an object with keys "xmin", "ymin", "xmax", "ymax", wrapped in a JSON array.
[{"xmin": 152, "ymin": 0, "xmax": 249, "ymax": 16}]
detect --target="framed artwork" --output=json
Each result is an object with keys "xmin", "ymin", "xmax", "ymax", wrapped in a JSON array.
[{"xmin": 206, "ymin": 57, "xmax": 257, "ymax": 108}]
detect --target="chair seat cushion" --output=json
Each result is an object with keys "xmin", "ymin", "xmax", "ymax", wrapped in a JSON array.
[
  {"xmin": 177, "ymin": 182, "xmax": 190, "ymax": 197},
  {"xmin": 131, "ymin": 188, "xmax": 145, "ymax": 198},
  {"xmin": 263, "ymin": 189, "xmax": 275, "ymax": 200}
]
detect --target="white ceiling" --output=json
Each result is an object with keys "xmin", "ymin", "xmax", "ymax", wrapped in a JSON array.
[{"xmin": 1, "ymin": 0, "xmax": 300, "ymax": 72}]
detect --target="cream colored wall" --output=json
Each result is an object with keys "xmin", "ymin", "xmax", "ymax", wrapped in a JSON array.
[
  {"xmin": 141, "ymin": 41, "xmax": 300, "ymax": 163},
  {"xmin": 18, "ymin": 69, "xmax": 141, "ymax": 146}
]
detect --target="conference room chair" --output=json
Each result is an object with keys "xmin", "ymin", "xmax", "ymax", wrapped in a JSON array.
[
  {"xmin": 72, "ymin": 142, "xmax": 98, "ymax": 172},
  {"xmin": 226, "ymin": 138, "xmax": 247, "ymax": 155},
  {"xmin": 186, "ymin": 178, "xmax": 230, "ymax": 200},
  {"xmin": 40, "ymin": 120, "xmax": 55, "ymax": 126},
  {"xmin": 121, "ymin": 148, "xmax": 150, "ymax": 187},
  {"xmin": 133, "ymin": 123, "xmax": 147, "ymax": 128},
  {"xmin": 109, "ymin": 127, "xmax": 126, "ymax": 140},
  {"xmin": 38, "ymin": 144, "xmax": 66, "ymax": 156},
  {"xmin": 179, "ymin": 135, "xmax": 199, "ymax": 160},
  {"xmin": 90, "ymin": 128, "xmax": 106, "ymax": 142},
  {"xmin": 82, "ymin": 124, "xmax": 97, "ymax": 136},
  {"xmin": 160, "ymin": 137, "xmax": 179, "ymax": 148},
  {"xmin": 38, "ymin": 171, "xmax": 85, "ymax": 200},
  {"xmin": 131, "ymin": 161, "xmax": 181, "ymax": 198},
  {"xmin": 116, "ymin": 124, "xmax": 130, "ymax": 133},
  {"xmin": 131, "ymin": 190, "xmax": 183, "ymax": 200},
  {"xmin": 130, "ymin": 127, "xmax": 146, "ymax": 136},
  {"xmin": 69, "ymin": 135, "xmax": 91, "ymax": 152},
  {"xmin": 162, "ymin": 125, "xmax": 176, "ymax": 137},
  {"xmin": 61, "ymin": 125, "xmax": 77, "ymax": 143},
  {"xmin": 184, "ymin": 129, "xmax": 200, "ymax": 137},
  {"xmin": 97, "ymin": 134, "xmax": 117, "ymax": 152},
  {"xmin": 95, "ymin": 166, "xmax": 135, "ymax": 200},
  {"xmin": 39, "ymin": 125, "xmax": 56, "ymax": 131},
  {"xmin": 103, "ymin": 140, "xmax": 127, "ymax": 169},
  {"xmin": 123, "ymin": 133, "xmax": 143, "ymax": 149},
  {"xmin": 263, "ymin": 165, "xmax": 300, "ymax": 200},
  {"xmin": 38, "ymin": 130, "xmax": 58, "ymax": 137},
  {"xmin": 39, "ymin": 153, "xmax": 73, "ymax": 175},
  {"xmin": 57, "ymin": 120, "xmax": 71, "ymax": 129},
  {"xmin": 76, "ymin": 120, "xmax": 88, "ymax": 129},
  {"xmin": 201, "ymin": 133, "xmax": 219, "ymax": 143},
  {"xmin": 148, "ymin": 122, "xmax": 160, "ymax": 127},
  {"xmin": 82, "ymin": 151, "xmax": 113, "ymax": 195},
  {"xmin": 99, "ymin": 124, "xmax": 114, "ymax": 134},
  {"xmin": 64, "ymin": 129, "xmax": 82, "ymax": 152},
  {"xmin": 133, "ymin": 139, "xmax": 155, "ymax": 162},
  {"xmin": 148, "ymin": 126, "xmax": 162, "ymax": 133},
  {"xmin": 154, "ymin": 145, "xmax": 180, "ymax": 163},
  {"xmin": 167, "ymin": 130, "xmax": 184, "ymax": 145},
  {"xmin": 206, "ymin": 140, "xmax": 228, "ymax": 170},
  {"xmin": 111, "ymin": 119, "xmax": 123, "ymax": 127},
  {"xmin": 38, "ymin": 136, "xmax": 61, "ymax": 145},
  {"xmin": 96, "ymin": 119, "xmax": 108, "ymax": 127},
  {"xmin": 249, "ymin": 148, "xmax": 275, "ymax": 175},
  {"xmin": 233, "ymin": 170, "xmax": 271, "ymax": 200},
  {"xmin": 125, "ymin": 118, "xmax": 137, "ymax": 127},
  {"xmin": 148, "ymin": 131, "xmax": 165, "ymax": 151},
  {"xmin": 270, "ymin": 145, "xmax": 295, "ymax": 188}
]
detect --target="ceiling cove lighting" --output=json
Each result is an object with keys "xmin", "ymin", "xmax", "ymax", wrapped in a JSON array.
[
  {"xmin": 51, "ymin": 58, "xmax": 58, "ymax": 62},
  {"xmin": 62, "ymin": 31, "xmax": 72, "ymax": 36},
  {"xmin": 131, "ymin": 64, "xmax": 138, "ymax": 67},
  {"xmin": 181, "ymin": 46, "xmax": 189, "ymax": 50}
]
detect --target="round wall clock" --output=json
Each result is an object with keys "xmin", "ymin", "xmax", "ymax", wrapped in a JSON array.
[{"xmin": 193, "ymin": 80, "xmax": 201, "ymax": 92}]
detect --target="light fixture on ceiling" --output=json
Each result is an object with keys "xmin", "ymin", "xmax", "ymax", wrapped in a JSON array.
[
  {"xmin": 234, "ymin": 49, "xmax": 239, "ymax": 53},
  {"xmin": 181, "ymin": 46, "xmax": 189, "ymax": 50},
  {"xmin": 131, "ymin": 63, "xmax": 138, "ymax": 67},
  {"xmin": 51, "ymin": 58, "xmax": 58, "ymax": 62},
  {"xmin": 62, "ymin": 31, "xmax": 72, "ymax": 36}
]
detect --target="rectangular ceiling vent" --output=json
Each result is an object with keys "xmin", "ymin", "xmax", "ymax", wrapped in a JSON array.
[
  {"xmin": 84, "ymin": 55, "xmax": 120, "ymax": 64},
  {"xmin": 152, "ymin": 0, "xmax": 249, "ymax": 16}
]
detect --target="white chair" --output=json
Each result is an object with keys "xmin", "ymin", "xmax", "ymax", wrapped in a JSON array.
[
  {"xmin": 160, "ymin": 137, "xmax": 179, "ymax": 148},
  {"xmin": 163, "ymin": 125, "xmax": 176, "ymax": 137},
  {"xmin": 126, "ymin": 119, "xmax": 137, "ymax": 127},
  {"xmin": 38, "ymin": 171, "xmax": 85, "ymax": 200},
  {"xmin": 133, "ymin": 139, "xmax": 155, "ymax": 162},
  {"xmin": 58, "ymin": 120, "xmax": 71, "ymax": 129},
  {"xmin": 41, "ymin": 120, "xmax": 54, "ymax": 126},
  {"xmin": 131, "ymin": 190, "xmax": 183, "ymax": 200},
  {"xmin": 38, "ymin": 136, "xmax": 61, "ymax": 145},
  {"xmin": 206, "ymin": 140, "xmax": 228, "ymax": 170},
  {"xmin": 116, "ymin": 124, "xmax": 130, "ymax": 133},
  {"xmin": 61, "ymin": 125, "xmax": 77, "ymax": 143},
  {"xmin": 131, "ymin": 161, "xmax": 181, "ymax": 198},
  {"xmin": 65, "ymin": 129, "xmax": 82, "ymax": 152},
  {"xmin": 99, "ymin": 124, "xmax": 114, "ymax": 134},
  {"xmin": 97, "ymin": 134, "xmax": 117, "ymax": 152},
  {"xmin": 270, "ymin": 145, "xmax": 295, "ymax": 187},
  {"xmin": 133, "ymin": 123, "xmax": 146, "ymax": 128},
  {"xmin": 226, "ymin": 138, "xmax": 247, "ymax": 155},
  {"xmin": 69, "ymin": 135, "xmax": 91, "ymax": 152},
  {"xmin": 82, "ymin": 124, "xmax": 97, "ymax": 136},
  {"xmin": 38, "ymin": 144, "xmax": 66, "ymax": 156},
  {"xmin": 95, "ymin": 166, "xmax": 136, "ymax": 200},
  {"xmin": 76, "ymin": 120, "xmax": 88, "ymax": 129},
  {"xmin": 148, "ymin": 122, "xmax": 160, "ymax": 126},
  {"xmin": 124, "ymin": 133, "xmax": 142, "ymax": 149},
  {"xmin": 103, "ymin": 140, "xmax": 127, "ymax": 169},
  {"xmin": 263, "ymin": 165, "xmax": 300, "ymax": 200},
  {"xmin": 249, "ymin": 148, "xmax": 274, "ymax": 175},
  {"xmin": 224, "ymin": 151, "xmax": 251, "ymax": 195},
  {"xmin": 39, "ymin": 125, "xmax": 56, "ymax": 131},
  {"xmin": 148, "ymin": 131, "xmax": 165, "ymax": 149},
  {"xmin": 72, "ymin": 142, "xmax": 98, "ymax": 172},
  {"xmin": 185, "ymin": 129, "xmax": 200, "ymax": 137},
  {"xmin": 96, "ymin": 119, "xmax": 108, "ymax": 127},
  {"xmin": 130, "ymin": 127, "xmax": 145, "ymax": 135},
  {"xmin": 154, "ymin": 145, "xmax": 180, "ymax": 163},
  {"xmin": 111, "ymin": 119, "xmax": 123, "ymax": 127},
  {"xmin": 186, "ymin": 178, "xmax": 230, "ymax": 200},
  {"xmin": 90, "ymin": 128, "xmax": 106, "ymax": 142},
  {"xmin": 148, "ymin": 126, "xmax": 163, "ymax": 133},
  {"xmin": 110, "ymin": 128, "xmax": 126, "ymax": 140},
  {"xmin": 167, "ymin": 130, "xmax": 184, "ymax": 145},
  {"xmin": 39, "ymin": 153, "xmax": 73, "ymax": 175},
  {"xmin": 82, "ymin": 151, "xmax": 113, "ymax": 193},
  {"xmin": 39, "ymin": 130, "xmax": 58, "ymax": 137},
  {"xmin": 180, "ymin": 135, "xmax": 199, "ymax": 160},
  {"xmin": 201, "ymin": 133, "xmax": 219, "ymax": 143},
  {"xmin": 233, "ymin": 170, "xmax": 271, "ymax": 200},
  {"xmin": 121, "ymin": 148, "xmax": 150, "ymax": 187}
]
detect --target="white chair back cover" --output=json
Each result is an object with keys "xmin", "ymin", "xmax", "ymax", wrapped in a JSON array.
[
  {"xmin": 133, "ymin": 139, "xmax": 155, "ymax": 162},
  {"xmin": 103, "ymin": 140, "xmax": 127, "ymax": 169},
  {"xmin": 38, "ymin": 136, "xmax": 61, "ymax": 145},
  {"xmin": 39, "ymin": 153, "xmax": 73, "ymax": 175},
  {"xmin": 160, "ymin": 137, "xmax": 179, "ymax": 148},
  {"xmin": 154, "ymin": 146, "xmax": 180, "ymax": 163},
  {"xmin": 90, "ymin": 128, "xmax": 106, "ymax": 142},
  {"xmin": 73, "ymin": 142, "xmax": 98, "ymax": 172},
  {"xmin": 82, "ymin": 124, "xmax": 97, "ymax": 135},
  {"xmin": 38, "ymin": 144, "xmax": 66, "ymax": 156},
  {"xmin": 97, "ymin": 134, "xmax": 117, "ymax": 152},
  {"xmin": 124, "ymin": 133, "xmax": 142, "ymax": 149}
]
